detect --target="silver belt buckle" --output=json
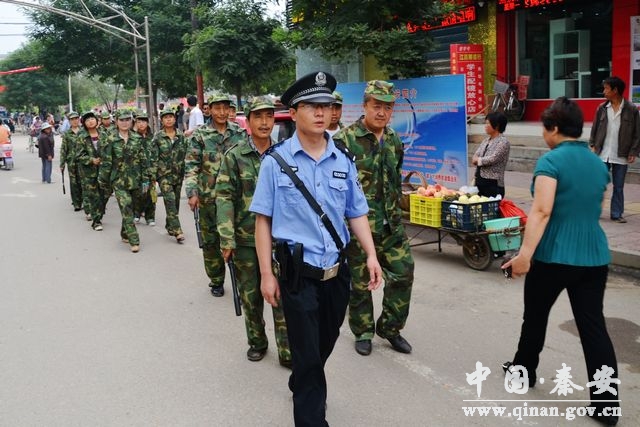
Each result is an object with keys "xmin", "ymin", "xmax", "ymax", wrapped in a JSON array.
[{"xmin": 322, "ymin": 262, "xmax": 340, "ymax": 281}]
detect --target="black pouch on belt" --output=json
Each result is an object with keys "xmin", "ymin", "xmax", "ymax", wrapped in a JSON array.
[
  {"xmin": 273, "ymin": 240, "xmax": 290, "ymax": 281},
  {"xmin": 289, "ymin": 243, "xmax": 303, "ymax": 293}
]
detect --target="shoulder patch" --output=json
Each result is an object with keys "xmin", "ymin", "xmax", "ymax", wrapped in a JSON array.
[
  {"xmin": 333, "ymin": 139, "xmax": 356, "ymax": 162},
  {"xmin": 263, "ymin": 140, "xmax": 285, "ymax": 157}
]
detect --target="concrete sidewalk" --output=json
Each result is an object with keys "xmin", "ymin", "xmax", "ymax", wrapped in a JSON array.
[
  {"xmin": 502, "ymin": 169, "xmax": 640, "ymax": 270},
  {"xmin": 467, "ymin": 121, "xmax": 639, "ymax": 270}
]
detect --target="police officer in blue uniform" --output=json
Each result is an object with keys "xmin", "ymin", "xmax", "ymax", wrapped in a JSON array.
[{"xmin": 250, "ymin": 71, "xmax": 383, "ymax": 427}]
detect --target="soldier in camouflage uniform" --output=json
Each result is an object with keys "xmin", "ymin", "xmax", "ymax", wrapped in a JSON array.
[
  {"xmin": 333, "ymin": 80, "xmax": 415, "ymax": 356},
  {"xmin": 98, "ymin": 111, "xmax": 113, "ymax": 136},
  {"xmin": 59, "ymin": 111, "xmax": 84, "ymax": 211},
  {"xmin": 184, "ymin": 94, "xmax": 247, "ymax": 296},
  {"xmin": 151, "ymin": 108, "xmax": 188, "ymax": 242},
  {"xmin": 77, "ymin": 111, "xmax": 109, "ymax": 230},
  {"xmin": 98, "ymin": 109, "xmax": 152, "ymax": 253},
  {"xmin": 133, "ymin": 111, "xmax": 156, "ymax": 226},
  {"xmin": 215, "ymin": 96, "xmax": 291, "ymax": 366}
]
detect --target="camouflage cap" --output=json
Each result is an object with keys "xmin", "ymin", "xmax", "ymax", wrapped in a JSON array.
[
  {"xmin": 159, "ymin": 108, "xmax": 175, "ymax": 118},
  {"xmin": 207, "ymin": 94, "xmax": 232, "ymax": 105},
  {"xmin": 365, "ymin": 80, "xmax": 395, "ymax": 102},
  {"xmin": 115, "ymin": 109, "xmax": 133, "ymax": 119},
  {"xmin": 229, "ymin": 101, "xmax": 237, "ymax": 109},
  {"xmin": 68, "ymin": 111, "xmax": 80, "ymax": 119},
  {"xmin": 135, "ymin": 110, "xmax": 149, "ymax": 120},
  {"xmin": 332, "ymin": 91, "xmax": 343, "ymax": 105},
  {"xmin": 100, "ymin": 111, "xmax": 111, "ymax": 119},
  {"xmin": 244, "ymin": 96, "xmax": 275, "ymax": 116}
]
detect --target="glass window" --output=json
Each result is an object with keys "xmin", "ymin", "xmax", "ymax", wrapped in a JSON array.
[{"xmin": 517, "ymin": 0, "xmax": 612, "ymax": 99}]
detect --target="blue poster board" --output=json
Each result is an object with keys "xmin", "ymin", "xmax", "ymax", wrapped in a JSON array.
[{"xmin": 337, "ymin": 74, "xmax": 468, "ymax": 188}]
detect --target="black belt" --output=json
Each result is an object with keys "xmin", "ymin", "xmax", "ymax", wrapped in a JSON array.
[{"xmin": 301, "ymin": 262, "xmax": 341, "ymax": 281}]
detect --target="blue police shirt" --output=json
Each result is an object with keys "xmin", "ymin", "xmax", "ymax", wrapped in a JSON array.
[{"xmin": 250, "ymin": 132, "xmax": 369, "ymax": 268}]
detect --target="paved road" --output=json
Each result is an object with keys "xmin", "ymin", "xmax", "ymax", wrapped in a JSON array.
[{"xmin": 1, "ymin": 134, "xmax": 639, "ymax": 426}]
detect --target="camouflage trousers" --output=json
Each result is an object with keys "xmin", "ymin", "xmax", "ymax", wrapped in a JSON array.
[
  {"xmin": 65, "ymin": 164, "xmax": 83, "ymax": 210},
  {"xmin": 346, "ymin": 227, "xmax": 414, "ymax": 341},
  {"xmin": 80, "ymin": 174, "xmax": 109, "ymax": 224},
  {"xmin": 133, "ymin": 185, "xmax": 156, "ymax": 221},
  {"xmin": 234, "ymin": 246, "xmax": 290, "ymax": 362},
  {"xmin": 158, "ymin": 178, "xmax": 183, "ymax": 236},
  {"xmin": 115, "ymin": 188, "xmax": 143, "ymax": 246},
  {"xmin": 199, "ymin": 201, "xmax": 225, "ymax": 287}
]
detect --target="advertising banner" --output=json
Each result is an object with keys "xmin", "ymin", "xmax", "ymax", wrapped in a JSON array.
[
  {"xmin": 337, "ymin": 75, "xmax": 468, "ymax": 187},
  {"xmin": 450, "ymin": 43, "xmax": 485, "ymax": 116},
  {"xmin": 631, "ymin": 16, "xmax": 640, "ymax": 107}
]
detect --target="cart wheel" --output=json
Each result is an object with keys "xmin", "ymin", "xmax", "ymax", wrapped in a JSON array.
[{"xmin": 462, "ymin": 236, "xmax": 493, "ymax": 270}]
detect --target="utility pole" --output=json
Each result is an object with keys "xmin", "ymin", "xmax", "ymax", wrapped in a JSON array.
[{"xmin": 190, "ymin": 0, "xmax": 204, "ymax": 107}]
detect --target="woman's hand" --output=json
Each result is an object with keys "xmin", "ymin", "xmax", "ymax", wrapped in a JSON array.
[{"xmin": 501, "ymin": 253, "xmax": 531, "ymax": 278}]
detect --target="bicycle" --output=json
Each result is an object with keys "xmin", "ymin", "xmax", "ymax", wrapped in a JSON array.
[{"xmin": 490, "ymin": 74, "xmax": 526, "ymax": 121}]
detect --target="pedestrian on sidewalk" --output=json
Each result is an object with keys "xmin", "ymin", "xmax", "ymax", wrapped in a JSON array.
[
  {"xmin": 503, "ymin": 97, "xmax": 619, "ymax": 426},
  {"xmin": 589, "ymin": 76, "xmax": 640, "ymax": 224},
  {"xmin": 472, "ymin": 111, "xmax": 510, "ymax": 198},
  {"xmin": 38, "ymin": 122, "xmax": 55, "ymax": 183}
]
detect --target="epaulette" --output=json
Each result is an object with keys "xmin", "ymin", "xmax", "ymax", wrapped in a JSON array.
[
  {"xmin": 224, "ymin": 142, "xmax": 240, "ymax": 156},
  {"xmin": 263, "ymin": 140, "xmax": 285, "ymax": 157},
  {"xmin": 333, "ymin": 139, "xmax": 356, "ymax": 162}
]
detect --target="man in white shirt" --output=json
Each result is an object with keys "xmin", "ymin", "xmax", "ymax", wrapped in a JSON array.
[
  {"xmin": 589, "ymin": 76, "xmax": 640, "ymax": 223},
  {"xmin": 185, "ymin": 95, "xmax": 204, "ymax": 136}
]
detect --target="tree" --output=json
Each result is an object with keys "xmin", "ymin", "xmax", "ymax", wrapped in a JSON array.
[
  {"xmin": 25, "ymin": 0, "xmax": 198, "ymax": 103},
  {"xmin": 185, "ymin": 0, "xmax": 293, "ymax": 105},
  {"xmin": 285, "ymin": 0, "xmax": 457, "ymax": 78},
  {"xmin": 0, "ymin": 44, "xmax": 67, "ymax": 113}
]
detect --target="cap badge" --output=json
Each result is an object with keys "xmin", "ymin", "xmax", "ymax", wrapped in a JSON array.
[{"xmin": 315, "ymin": 72, "xmax": 327, "ymax": 87}]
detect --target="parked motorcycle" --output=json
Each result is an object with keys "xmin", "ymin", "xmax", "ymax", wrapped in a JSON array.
[{"xmin": 0, "ymin": 140, "xmax": 14, "ymax": 170}]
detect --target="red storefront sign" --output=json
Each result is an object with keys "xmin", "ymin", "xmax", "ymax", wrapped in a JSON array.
[
  {"xmin": 497, "ymin": 0, "xmax": 564, "ymax": 13},
  {"xmin": 407, "ymin": 6, "xmax": 476, "ymax": 33},
  {"xmin": 450, "ymin": 44, "xmax": 484, "ymax": 115}
]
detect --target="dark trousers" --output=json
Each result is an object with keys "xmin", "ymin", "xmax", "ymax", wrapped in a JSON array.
[
  {"xmin": 281, "ymin": 262, "xmax": 350, "ymax": 427},
  {"xmin": 513, "ymin": 262, "xmax": 619, "ymax": 406},
  {"xmin": 606, "ymin": 162, "xmax": 627, "ymax": 219}
]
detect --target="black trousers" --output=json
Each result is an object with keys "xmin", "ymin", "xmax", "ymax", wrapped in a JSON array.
[
  {"xmin": 512, "ymin": 262, "xmax": 619, "ymax": 406},
  {"xmin": 280, "ymin": 261, "xmax": 350, "ymax": 427}
]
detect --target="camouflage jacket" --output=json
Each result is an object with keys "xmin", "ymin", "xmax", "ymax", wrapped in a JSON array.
[
  {"xmin": 184, "ymin": 121, "xmax": 246, "ymax": 202},
  {"xmin": 76, "ymin": 130, "xmax": 104, "ymax": 180},
  {"xmin": 151, "ymin": 129, "xmax": 188, "ymax": 184},
  {"xmin": 98, "ymin": 131, "xmax": 150, "ymax": 190},
  {"xmin": 215, "ymin": 137, "xmax": 267, "ymax": 248},
  {"xmin": 59, "ymin": 127, "xmax": 83, "ymax": 169},
  {"xmin": 333, "ymin": 116, "xmax": 404, "ymax": 234}
]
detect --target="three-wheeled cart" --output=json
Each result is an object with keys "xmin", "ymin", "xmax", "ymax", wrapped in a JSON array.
[{"xmin": 404, "ymin": 194, "xmax": 523, "ymax": 270}]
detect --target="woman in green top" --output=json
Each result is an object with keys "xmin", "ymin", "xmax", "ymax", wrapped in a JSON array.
[{"xmin": 502, "ymin": 97, "xmax": 619, "ymax": 426}]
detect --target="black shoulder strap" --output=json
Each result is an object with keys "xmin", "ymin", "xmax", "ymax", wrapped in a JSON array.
[{"xmin": 268, "ymin": 150, "xmax": 344, "ymax": 251}]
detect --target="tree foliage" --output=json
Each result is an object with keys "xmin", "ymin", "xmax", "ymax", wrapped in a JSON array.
[
  {"xmin": 25, "ymin": 0, "xmax": 198, "ymax": 99},
  {"xmin": 285, "ymin": 0, "xmax": 456, "ymax": 78},
  {"xmin": 0, "ymin": 44, "xmax": 67, "ymax": 113},
  {"xmin": 185, "ymin": 0, "xmax": 293, "ymax": 105}
]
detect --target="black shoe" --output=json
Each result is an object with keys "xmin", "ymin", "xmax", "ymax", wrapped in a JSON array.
[
  {"xmin": 74, "ymin": 207, "xmax": 82, "ymax": 212},
  {"xmin": 210, "ymin": 284, "xmax": 224, "ymax": 297},
  {"xmin": 502, "ymin": 361, "xmax": 536, "ymax": 388},
  {"xmin": 587, "ymin": 405, "xmax": 619, "ymax": 426},
  {"xmin": 279, "ymin": 358, "xmax": 293, "ymax": 369},
  {"xmin": 247, "ymin": 347, "xmax": 267, "ymax": 361},
  {"xmin": 383, "ymin": 334, "xmax": 412, "ymax": 354},
  {"xmin": 355, "ymin": 339, "xmax": 372, "ymax": 356}
]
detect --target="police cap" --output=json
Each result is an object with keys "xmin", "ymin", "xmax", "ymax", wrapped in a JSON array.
[{"xmin": 280, "ymin": 71, "xmax": 337, "ymax": 107}]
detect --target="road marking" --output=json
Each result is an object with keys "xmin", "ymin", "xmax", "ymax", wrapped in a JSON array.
[
  {"xmin": 0, "ymin": 191, "xmax": 36, "ymax": 198},
  {"xmin": 11, "ymin": 177, "xmax": 39, "ymax": 184}
]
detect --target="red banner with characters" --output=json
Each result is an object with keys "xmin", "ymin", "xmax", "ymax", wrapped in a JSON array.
[{"xmin": 450, "ymin": 44, "xmax": 484, "ymax": 116}]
